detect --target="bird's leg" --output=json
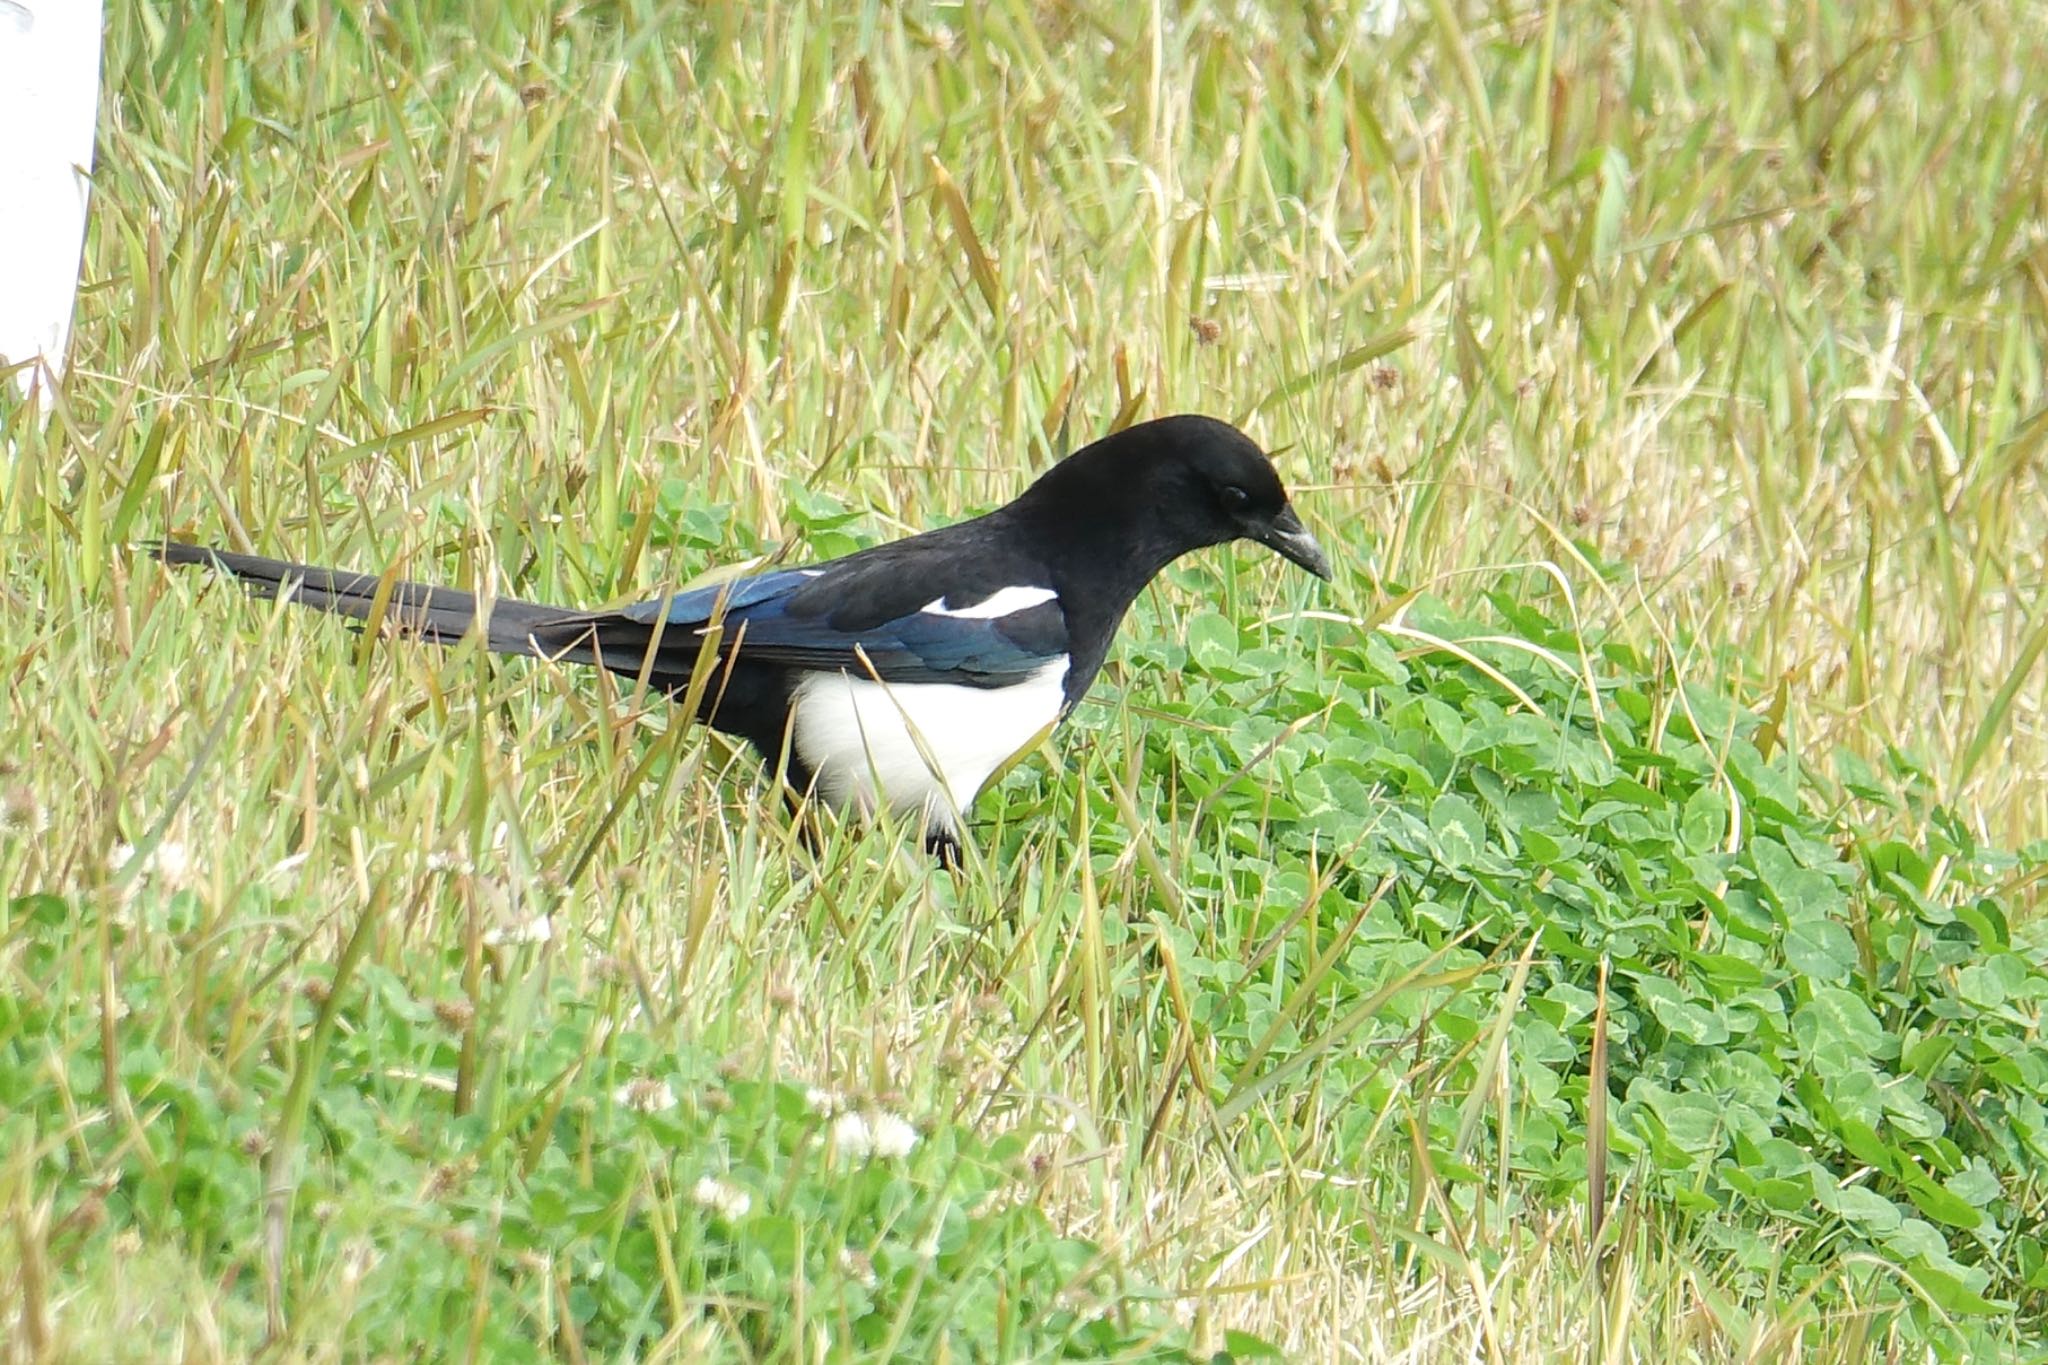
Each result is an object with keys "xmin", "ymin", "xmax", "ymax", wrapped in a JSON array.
[{"xmin": 923, "ymin": 826, "xmax": 965, "ymax": 870}]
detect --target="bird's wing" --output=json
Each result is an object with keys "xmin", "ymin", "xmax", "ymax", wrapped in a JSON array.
[{"xmin": 540, "ymin": 544, "xmax": 1069, "ymax": 690}]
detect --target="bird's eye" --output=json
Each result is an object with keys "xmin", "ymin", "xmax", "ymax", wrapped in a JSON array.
[{"xmin": 1219, "ymin": 485, "xmax": 1251, "ymax": 512}]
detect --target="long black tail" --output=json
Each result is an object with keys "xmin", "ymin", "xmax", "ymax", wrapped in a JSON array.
[
  {"xmin": 155, "ymin": 542, "xmax": 594, "ymax": 662},
  {"xmin": 154, "ymin": 541, "xmax": 794, "ymax": 755},
  {"xmin": 158, "ymin": 541, "xmax": 815, "ymax": 780}
]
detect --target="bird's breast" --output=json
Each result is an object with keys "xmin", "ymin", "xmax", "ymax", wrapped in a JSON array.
[{"xmin": 789, "ymin": 660, "xmax": 1069, "ymax": 832}]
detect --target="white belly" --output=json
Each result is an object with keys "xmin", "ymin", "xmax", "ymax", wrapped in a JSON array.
[{"xmin": 790, "ymin": 661, "xmax": 1068, "ymax": 833}]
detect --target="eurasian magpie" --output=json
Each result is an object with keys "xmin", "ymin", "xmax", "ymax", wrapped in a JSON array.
[{"xmin": 159, "ymin": 414, "xmax": 1332, "ymax": 862}]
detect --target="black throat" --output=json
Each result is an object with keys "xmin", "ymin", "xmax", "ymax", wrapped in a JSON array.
[{"xmin": 997, "ymin": 455, "xmax": 1216, "ymax": 706}]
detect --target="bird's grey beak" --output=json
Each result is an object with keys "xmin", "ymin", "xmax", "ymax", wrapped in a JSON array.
[{"xmin": 1257, "ymin": 505, "xmax": 1333, "ymax": 581}]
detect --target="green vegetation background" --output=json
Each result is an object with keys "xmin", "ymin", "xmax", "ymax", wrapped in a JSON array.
[{"xmin": 4, "ymin": 2, "xmax": 2047, "ymax": 1360}]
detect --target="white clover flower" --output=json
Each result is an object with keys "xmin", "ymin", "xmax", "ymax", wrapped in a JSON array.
[
  {"xmin": 869, "ymin": 1112, "xmax": 918, "ymax": 1159},
  {"xmin": 483, "ymin": 914, "xmax": 552, "ymax": 947},
  {"xmin": 692, "ymin": 1176, "xmax": 751, "ymax": 1220},
  {"xmin": 613, "ymin": 1077, "xmax": 675, "ymax": 1113},
  {"xmin": 830, "ymin": 1109, "xmax": 917, "ymax": 1162},
  {"xmin": 831, "ymin": 1110, "xmax": 875, "ymax": 1159}
]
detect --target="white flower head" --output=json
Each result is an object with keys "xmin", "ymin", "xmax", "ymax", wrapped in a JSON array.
[
  {"xmin": 483, "ymin": 914, "xmax": 552, "ymax": 947},
  {"xmin": 692, "ymin": 1176, "xmax": 751, "ymax": 1220},
  {"xmin": 869, "ymin": 1112, "xmax": 918, "ymax": 1159},
  {"xmin": 831, "ymin": 1110, "xmax": 875, "ymax": 1159},
  {"xmin": 151, "ymin": 841, "xmax": 194, "ymax": 886},
  {"xmin": 830, "ymin": 1109, "xmax": 917, "ymax": 1162},
  {"xmin": 806, "ymin": 1086, "xmax": 848, "ymax": 1116},
  {"xmin": 614, "ymin": 1077, "xmax": 675, "ymax": 1113},
  {"xmin": 106, "ymin": 839, "xmax": 201, "ymax": 890},
  {"xmin": 1356, "ymin": 0, "xmax": 1403, "ymax": 40}
]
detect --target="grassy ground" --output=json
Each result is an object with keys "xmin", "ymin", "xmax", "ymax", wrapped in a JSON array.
[{"xmin": 5, "ymin": 1, "xmax": 2048, "ymax": 1360}]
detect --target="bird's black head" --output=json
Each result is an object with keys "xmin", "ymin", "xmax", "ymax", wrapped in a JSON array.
[{"xmin": 1024, "ymin": 414, "xmax": 1333, "ymax": 582}]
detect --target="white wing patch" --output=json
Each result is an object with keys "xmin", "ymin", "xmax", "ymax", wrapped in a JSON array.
[
  {"xmin": 919, "ymin": 584, "xmax": 1058, "ymax": 620},
  {"xmin": 792, "ymin": 660, "xmax": 1068, "ymax": 834}
]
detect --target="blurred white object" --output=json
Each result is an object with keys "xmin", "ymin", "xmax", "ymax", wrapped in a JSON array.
[
  {"xmin": 1357, "ymin": 0, "xmax": 1403, "ymax": 39},
  {"xmin": 0, "ymin": 0, "xmax": 102, "ymax": 400}
]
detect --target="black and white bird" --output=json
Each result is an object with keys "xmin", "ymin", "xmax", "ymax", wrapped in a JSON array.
[{"xmin": 159, "ymin": 414, "xmax": 1332, "ymax": 862}]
